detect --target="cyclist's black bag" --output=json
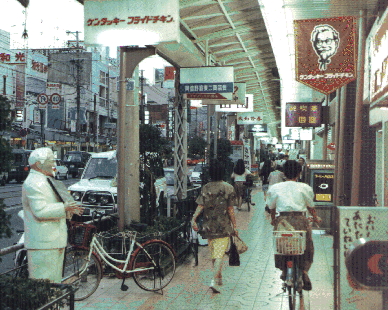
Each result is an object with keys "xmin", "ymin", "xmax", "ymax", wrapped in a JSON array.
[{"xmin": 229, "ymin": 237, "xmax": 240, "ymax": 266}]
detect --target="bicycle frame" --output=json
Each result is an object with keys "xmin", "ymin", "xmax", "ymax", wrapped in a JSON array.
[{"xmin": 80, "ymin": 234, "xmax": 156, "ymax": 276}]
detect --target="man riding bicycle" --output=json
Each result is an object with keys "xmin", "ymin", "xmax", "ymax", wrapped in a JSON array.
[{"xmin": 266, "ymin": 160, "xmax": 321, "ymax": 291}]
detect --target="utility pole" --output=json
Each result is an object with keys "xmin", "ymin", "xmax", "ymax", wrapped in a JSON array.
[
  {"xmin": 66, "ymin": 30, "xmax": 82, "ymax": 150},
  {"xmin": 140, "ymin": 70, "xmax": 145, "ymax": 125}
]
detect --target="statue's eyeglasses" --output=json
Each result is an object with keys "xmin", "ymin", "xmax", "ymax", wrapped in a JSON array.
[{"xmin": 316, "ymin": 38, "xmax": 335, "ymax": 46}]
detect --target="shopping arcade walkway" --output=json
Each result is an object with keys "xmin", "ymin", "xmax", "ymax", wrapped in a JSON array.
[{"xmin": 74, "ymin": 189, "xmax": 334, "ymax": 310}]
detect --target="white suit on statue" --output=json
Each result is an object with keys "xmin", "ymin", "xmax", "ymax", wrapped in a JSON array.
[{"xmin": 22, "ymin": 169, "xmax": 67, "ymax": 283}]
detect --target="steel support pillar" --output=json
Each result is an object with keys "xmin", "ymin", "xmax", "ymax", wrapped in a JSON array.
[
  {"xmin": 117, "ymin": 46, "xmax": 156, "ymax": 231},
  {"xmin": 351, "ymin": 10, "xmax": 367, "ymax": 206},
  {"xmin": 173, "ymin": 68, "xmax": 188, "ymax": 201}
]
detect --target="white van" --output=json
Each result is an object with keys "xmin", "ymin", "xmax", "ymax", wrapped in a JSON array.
[{"xmin": 68, "ymin": 150, "xmax": 167, "ymax": 216}]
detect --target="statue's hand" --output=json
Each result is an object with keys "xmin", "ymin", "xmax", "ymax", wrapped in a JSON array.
[{"xmin": 65, "ymin": 201, "xmax": 84, "ymax": 216}]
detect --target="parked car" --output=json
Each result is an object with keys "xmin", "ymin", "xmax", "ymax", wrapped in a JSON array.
[
  {"xmin": 63, "ymin": 151, "xmax": 91, "ymax": 178},
  {"xmin": 54, "ymin": 159, "xmax": 69, "ymax": 180},
  {"xmin": 163, "ymin": 168, "xmax": 192, "ymax": 186},
  {"xmin": 189, "ymin": 163, "xmax": 208, "ymax": 186},
  {"xmin": 8, "ymin": 149, "xmax": 33, "ymax": 183},
  {"xmin": 68, "ymin": 151, "xmax": 167, "ymax": 216}
]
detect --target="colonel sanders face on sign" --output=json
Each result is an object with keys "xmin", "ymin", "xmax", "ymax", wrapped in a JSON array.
[{"xmin": 311, "ymin": 24, "xmax": 340, "ymax": 71}]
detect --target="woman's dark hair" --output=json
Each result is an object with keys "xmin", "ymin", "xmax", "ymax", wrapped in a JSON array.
[
  {"xmin": 276, "ymin": 165, "xmax": 283, "ymax": 172},
  {"xmin": 209, "ymin": 160, "xmax": 225, "ymax": 181},
  {"xmin": 283, "ymin": 160, "xmax": 302, "ymax": 180},
  {"xmin": 233, "ymin": 159, "xmax": 245, "ymax": 175}
]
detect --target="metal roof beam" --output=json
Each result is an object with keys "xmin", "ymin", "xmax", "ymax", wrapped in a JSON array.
[{"xmin": 193, "ymin": 24, "xmax": 266, "ymax": 42}]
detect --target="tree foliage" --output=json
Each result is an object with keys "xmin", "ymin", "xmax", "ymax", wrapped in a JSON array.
[
  {"xmin": 210, "ymin": 138, "xmax": 232, "ymax": 160},
  {"xmin": 139, "ymin": 124, "xmax": 171, "ymax": 158},
  {"xmin": 0, "ymin": 95, "xmax": 13, "ymax": 174},
  {"xmin": 0, "ymin": 95, "xmax": 12, "ymax": 247},
  {"xmin": 188, "ymin": 136, "xmax": 206, "ymax": 158}
]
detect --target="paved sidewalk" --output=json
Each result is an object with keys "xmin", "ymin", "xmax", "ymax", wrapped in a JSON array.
[{"xmin": 75, "ymin": 189, "xmax": 334, "ymax": 310}]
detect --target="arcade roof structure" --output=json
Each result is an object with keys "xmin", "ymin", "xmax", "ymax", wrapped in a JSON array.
[{"xmin": 19, "ymin": 0, "xmax": 385, "ymax": 139}]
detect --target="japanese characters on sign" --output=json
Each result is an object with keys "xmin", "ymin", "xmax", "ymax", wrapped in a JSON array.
[
  {"xmin": 179, "ymin": 66, "xmax": 234, "ymax": 101},
  {"xmin": 243, "ymin": 139, "xmax": 251, "ymax": 171},
  {"xmin": 312, "ymin": 172, "xmax": 334, "ymax": 203},
  {"xmin": 15, "ymin": 64, "xmax": 25, "ymax": 108},
  {"xmin": 84, "ymin": 0, "xmax": 179, "ymax": 46},
  {"xmin": 203, "ymin": 83, "xmax": 247, "ymax": 106},
  {"xmin": 285, "ymin": 102, "xmax": 322, "ymax": 127},
  {"xmin": 338, "ymin": 207, "xmax": 387, "ymax": 309},
  {"xmin": 86, "ymin": 15, "xmax": 174, "ymax": 26},
  {"xmin": 236, "ymin": 112, "xmax": 264, "ymax": 125},
  {"xmin": 368, "ymin": 7, "xmax": 388, "ymax": 104},
  {"xmin": 294, "ymin": 16, "xmax": 357, "ymax": 94}
]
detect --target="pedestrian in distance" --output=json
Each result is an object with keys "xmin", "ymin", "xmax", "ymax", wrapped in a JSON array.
[
  {"xmin": 267, "ymin": 160, "xmax": 321, "ymax": 291},
  {"xmin": 259, "ymin": 158, "xmax": 273, "ymax": 202},
  {"xmin": 231, "ymin": 159, "xmax": 253, "ymax": 210},
  {"xmin": 265, "ymin": 165, "xmax": 286, "ymax": 215},
  {"xmin": 22, "ymin": 147, "xmax": 83, "ymax": 283},
  {"xmin": 191, "ymin": 160, "xmax": 238, "ymax": 294},
  {"xmin": 298, "ymin": 157, "xmax": 306, "ymax": 183}
]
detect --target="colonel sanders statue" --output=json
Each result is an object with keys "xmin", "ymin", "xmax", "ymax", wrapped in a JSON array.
[{"xmin": 22, "ymin": 147, "xmax": 83, "ymax": 283}]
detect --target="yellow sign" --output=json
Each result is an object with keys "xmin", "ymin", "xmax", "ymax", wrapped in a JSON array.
[{"xmin": 316, "ymin": 194, "xmax": 332, "ymax": 202}]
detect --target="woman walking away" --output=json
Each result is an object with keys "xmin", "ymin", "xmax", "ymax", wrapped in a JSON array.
[
  {"xmin": 191, "ymin": 160, "xmax": 238, "ymax": 294},
  {"xmin": 267, "ymin": 160, "xmax": 321, "ymax": 291},
  {"xmin": 231, "ymin": 159, "xmax": 252, "ymax": 210},
  {"xmin": 259, "ymin": 159, "xmax": 273, "ymax": 201}
]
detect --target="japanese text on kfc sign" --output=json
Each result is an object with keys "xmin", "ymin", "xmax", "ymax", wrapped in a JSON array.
[{"xmin": 285, "ymin": 102, "xmax": 322, "ymax": 127}]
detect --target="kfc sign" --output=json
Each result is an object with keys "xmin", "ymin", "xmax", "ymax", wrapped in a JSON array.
[
  {"xmin": 84, "ymin": 0, "xmax": 180, "ymax": 46},
  {"xmin": 294, "ymin": 16, "xmax": 357, "ymax": 95}
]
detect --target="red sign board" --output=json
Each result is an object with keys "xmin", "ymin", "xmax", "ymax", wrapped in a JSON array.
[
  {"xmin": 164, "ymin": 66, "xmax": 175, "ymax": 81},
  {"xmin": 285, "ymin": 102, "xmax": 322, "ymax": 127},
  {"xmin": 294, "ymin": 16, "xmax": 357, "ymax": 94},
  {"xmin": 327, "ymin": 142, "xmax": 336, "ymax": 150}
]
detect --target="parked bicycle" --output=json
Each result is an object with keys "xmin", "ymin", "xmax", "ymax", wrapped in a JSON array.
[
  {"xmin": 273, "ymin": 229, "xmax": 306, "ymax": 310},
  {"xmin": 63, "ymin": 221, "xmax": 177, "ymax": 301}
]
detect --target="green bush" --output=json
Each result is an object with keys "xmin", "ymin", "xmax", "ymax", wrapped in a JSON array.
[{"xmin": 0, "ymin": 276, "xmax": 65, "ymax": 310}]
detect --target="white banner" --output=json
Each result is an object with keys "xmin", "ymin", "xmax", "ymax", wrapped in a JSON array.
[
  {"xmin": 84, "ymin": 0, "xmax": 180, "ymax": 46},
  {"xmin": 216, "ymin": 94, "xmax": 253, "ymax": 112},
  {"xmin": 237, "ymin": 112, "xmax": 264, "ymax": 125},
  {"xmin": 243, "ymin": 139, "xmax": 251, "ymax": 171}
]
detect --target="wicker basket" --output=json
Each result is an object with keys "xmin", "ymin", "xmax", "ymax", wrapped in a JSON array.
[
  {"xmin": 68, "ymin": 222, "xmax": 97, "ymax": 249},
  {"xmin": 273, "ymin": 231, "xmax": 306, "ymax": 255}
]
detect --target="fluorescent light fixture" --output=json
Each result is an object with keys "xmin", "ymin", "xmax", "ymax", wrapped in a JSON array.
[{"xmin": 380, "ymin": 107, "xmax": 388, "ymax": 110}]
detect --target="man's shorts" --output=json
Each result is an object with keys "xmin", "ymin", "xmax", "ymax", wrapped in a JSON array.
[{"xmin": 208, "ymin": 237, "xmax": 230, "ymax": 259}]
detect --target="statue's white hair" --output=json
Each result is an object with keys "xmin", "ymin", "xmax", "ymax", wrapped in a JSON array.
[{"xmin": 29, "ymin": 147, "xmax": 53, "ymax": 166}]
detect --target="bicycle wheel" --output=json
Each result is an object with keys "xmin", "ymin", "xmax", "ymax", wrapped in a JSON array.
[
  {"xmin": 62, "ymin": 248, "xmax": 102, "ymax": 301},
  {"xmin": 132, "ymin": 241, "xmax": 176, "ymax": 291}
]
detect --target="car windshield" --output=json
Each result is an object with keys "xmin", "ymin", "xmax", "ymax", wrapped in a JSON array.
[
  {"xmin": 82, "ymin": 157, "xmax": 117, "ymax": 180},
  {"xmin": 193, "ymin": 164, "xmax": 205, "ymax": 172},
  {"xmin": 64, "ymin": 154, "xmax": 82, "ymax": 162}
]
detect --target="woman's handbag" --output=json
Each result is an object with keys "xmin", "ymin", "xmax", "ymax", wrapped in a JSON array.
[
  {"xmin": 233, "ymin": 236, "xmax": 248, "ymax": 254},
  {"xmin": 229, "ymin": 237, "xmax": 240, "ymax": 266}
]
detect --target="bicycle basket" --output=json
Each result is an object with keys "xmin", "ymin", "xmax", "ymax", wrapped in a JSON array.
[
  {"xmin": 68, "ymin": 222, "xmax": 96, "ymax": 249},
  {"xmin": 273, "ymin": 231, "xmax": 306, "ymax": 255}
]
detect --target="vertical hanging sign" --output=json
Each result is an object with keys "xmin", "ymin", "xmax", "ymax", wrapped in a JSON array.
[
  {"xmin": 15, "ymin": 64, "xmax": 25, "ymax": 108},
  {"xmin": 295, "ymin": 16, "xmax": 357, "ymax": 94},
  {"xmin": 243, "ymin": 139, "xmax": 251, "ymax": 171}
]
